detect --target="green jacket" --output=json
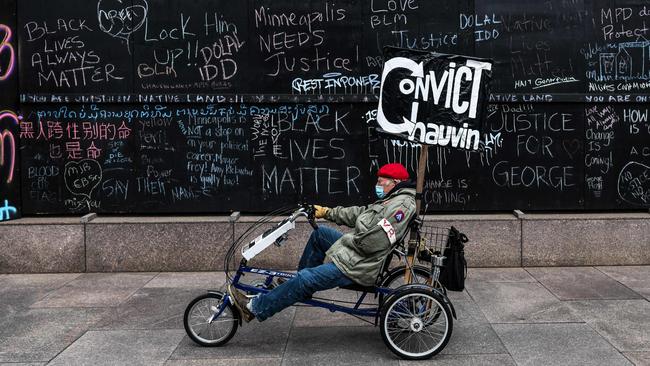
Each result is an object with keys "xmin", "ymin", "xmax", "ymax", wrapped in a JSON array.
[{"xmin": 324, "ymin": 186, "xmax": 416, "ymax": 286}]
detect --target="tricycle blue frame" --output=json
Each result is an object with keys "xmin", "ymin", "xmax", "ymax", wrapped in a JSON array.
[{"xmin": 229, "ymin": 265, "xmax": 392, "ymax": 320}]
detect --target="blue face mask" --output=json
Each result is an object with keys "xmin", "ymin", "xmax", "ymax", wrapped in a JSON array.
[{"xmin": 375, "ymin": 185, "xmax": 385, "ymax": 199}]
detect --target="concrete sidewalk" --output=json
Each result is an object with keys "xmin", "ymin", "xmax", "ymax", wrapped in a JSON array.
[{"xmin": 0, "ymin": 267, "xmax": 648, "ymax": 365}]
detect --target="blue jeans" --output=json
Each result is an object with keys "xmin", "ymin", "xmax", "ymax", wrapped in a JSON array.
[{"xmin": 250, "ymin": 226, "xmax": 353, "ymax": 321}]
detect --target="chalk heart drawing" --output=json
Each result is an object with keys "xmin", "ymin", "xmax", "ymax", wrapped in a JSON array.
[
  {"xmin": 618, "ymin": 161, "xmax": 650, "ymax": 206},
  {"xmin": 64, "ymin": 159, "xmax": 103, "ymax": 199},
  {"xmin": 562, "ymin": 138, "xmax": 581, "ymax": 160},
  {"xmin": 97, "ymin": 0, "xmax": 148, "ymax": 42}
]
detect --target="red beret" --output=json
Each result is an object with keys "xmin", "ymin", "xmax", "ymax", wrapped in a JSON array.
[{"xmin": 377, "ymin": 163, "xmax": 409, "ymax": 180}]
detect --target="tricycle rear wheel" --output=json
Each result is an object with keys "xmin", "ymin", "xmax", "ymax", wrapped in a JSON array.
[{"xmin": 380, "ymin": 285, "xmax": 452, "ymax": 360}]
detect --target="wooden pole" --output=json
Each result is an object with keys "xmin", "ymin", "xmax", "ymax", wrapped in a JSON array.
[{"xmin": 404, "ymin": 144, "xmax": 428, "ymax": 284}]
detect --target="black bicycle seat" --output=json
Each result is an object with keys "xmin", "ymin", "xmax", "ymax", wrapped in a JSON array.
[{"xmin": 339, "ymin": 283, "xmax": 377, "ymax": 293}]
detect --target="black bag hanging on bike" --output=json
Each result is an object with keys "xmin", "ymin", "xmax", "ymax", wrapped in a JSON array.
[{"xmin": 439, "ymin": 226, "xmax": 468, "ymax": 291}]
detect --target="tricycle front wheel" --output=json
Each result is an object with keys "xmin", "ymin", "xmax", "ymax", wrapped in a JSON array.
[{"xmin": 184, "ymin": 292, "xmax": 240, "ymax": 347}]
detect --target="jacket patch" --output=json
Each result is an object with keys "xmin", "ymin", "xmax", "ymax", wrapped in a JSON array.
[
  {"xmin": 377, "ymin": 218, "xmax": 397, "ymax": 244},
  {"xmin": 394, "ymin": 210, "xmax": 404, "ymax": 222}
]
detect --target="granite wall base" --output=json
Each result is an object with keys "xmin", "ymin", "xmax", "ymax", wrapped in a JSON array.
[
  {"xmin": 522, "ymin": 214, "xmax": 650, "ymax": 266},
  {"xmin": 1, "ymin": 213, "xmax": 649, "ymax": 273},
  {"xmin": 0, "ymin": 218, "xmax": 84, "ymax": 273},
  {"xmin": 84, "ymin": 217, "xmax": 233, "ymax": 272}
]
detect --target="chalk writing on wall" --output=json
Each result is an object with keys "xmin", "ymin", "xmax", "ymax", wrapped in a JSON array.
[
  {"xmin": 19, "ymin": 103, "xmax": 371, "ymax": 214},
  {"xmin": 618, "ymin": 161, "xmax": 650, "ymax": 206},
  {"xmin": 0, "ymin": 24, "xmax": 15, "ymax": 81},
  {"xmin": 0, "ymin": 110, "xmax": 18, "ymax": 221},
  {"xmin": 6, "ymin": 0, "xmax": 650, "ymax": 213},
  {"xmin": 97, "ymin": 0, "xmax": 148, "ymax": 50},
  {"xmin": 0, "ymin": 110, "xmax": 17, "ymax": 183}
]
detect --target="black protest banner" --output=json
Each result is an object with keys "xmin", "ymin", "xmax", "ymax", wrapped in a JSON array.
[{"xmin": 376, "ymin": 47, "xmax": 492, "ymax": 151}]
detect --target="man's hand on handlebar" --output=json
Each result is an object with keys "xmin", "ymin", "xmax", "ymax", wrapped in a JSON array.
[
  {"xmin": 299, "ymin": 203, "xmax": 321, "ymax": 230},
  {"xmin": 313, "ymin": 205, "xmax": 330, "ymax": 219}
]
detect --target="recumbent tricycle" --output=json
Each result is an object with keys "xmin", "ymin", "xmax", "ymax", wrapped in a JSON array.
[{"xmin": 183, "ymin": 204, "xmax": 467, "ymax": 360}]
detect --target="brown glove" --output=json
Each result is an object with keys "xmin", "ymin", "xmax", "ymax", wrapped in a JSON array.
[{"xmin": 314, "ymin": 205, "xmax": 330, "ymax": 219}]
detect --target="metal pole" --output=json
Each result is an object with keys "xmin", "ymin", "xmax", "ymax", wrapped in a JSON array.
[{"xmin": 404, "ymin": 144, "xmax": 428, "ymax": 284}]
